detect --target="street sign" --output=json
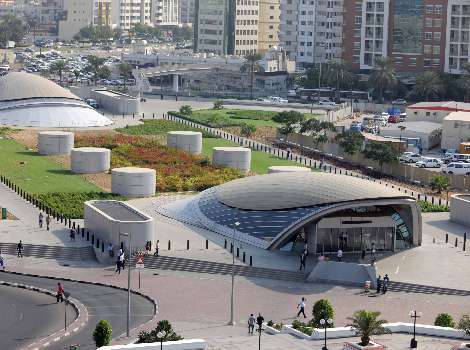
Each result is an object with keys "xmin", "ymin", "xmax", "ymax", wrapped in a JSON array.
[{"xmin": 136, "ymin": 253, "xmax": 144, "ymax": 269}]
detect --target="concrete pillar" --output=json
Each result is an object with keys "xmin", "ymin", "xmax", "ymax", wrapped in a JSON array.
[
  {"xmin": 306, "ymin": 223, "xmax": 317, "ymax": 254},
  {"xmin": 172, "ymin": 74, "xmax": 179, "ymax": 93}
]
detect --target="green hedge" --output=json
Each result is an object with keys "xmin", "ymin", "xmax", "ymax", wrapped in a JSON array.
[
  {"xmin": 37, "ymin": 192, "xmax": 126, "ymax": 218},
  {"xmin": 116, "ymin": 119, "xmax": 216, "ymax": 138},
  {"xmin": 418, "ymin": 200, "xmax": 449, "ymax": 212}
]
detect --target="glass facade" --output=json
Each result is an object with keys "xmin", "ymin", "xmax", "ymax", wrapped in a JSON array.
[{"xmin": 392, "ymin": 0, "xmax": 423, "ymax": 53}]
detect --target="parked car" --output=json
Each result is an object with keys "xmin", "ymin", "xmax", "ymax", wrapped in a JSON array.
[
  {"xmin": 392, "ymin": 98, "xmax": 407, "ymax": 105},
  {"xmin": 350, "ymin": 121, "xmax": 363, "ymax": 132},
  {"xmin": 318, "ymin": 100, "xmax": 336, "ymax": 106},
  {"xmin": 399, "ymin": 152, "xmax": 421, "ymax": 163},
  {"xmin": 442, "ymin": 162, "xmax": 470, "ymax": 175},
  {"xmin": 448, "ymin": 153, "xmax": 470, "ymax": 163},
  {"xmin": 373, "ymin": 115, "xmax": 387, "ymax": 127},
  {"xmin": 416, "ymin": 157, "xmax": 442, "ymax": 168},
  {"xmin": 85, "ymin": 98, "xmax": 99, "ymax": 108},
  {"xmin": 388, "ymin": 114, "xmax": 400, "ymax": 123}
]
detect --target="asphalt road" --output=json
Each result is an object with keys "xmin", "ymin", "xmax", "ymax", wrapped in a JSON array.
[
  {"xmin": 0, "ymin": 284, "xmax": 75, "ymax": 350},
  {"xmin": 0, "ymin": 272, "xmax": 156, "ymax": 350}
]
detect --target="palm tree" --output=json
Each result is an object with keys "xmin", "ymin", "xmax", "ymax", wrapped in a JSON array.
[
  {"xmin": 86, "ymin": 55, "xmax": 106, "ymax": 85},
  {"xmin": 347, "ymin": 310, "xmax": 390, "ymax": 346},
  {"xmin": 324, "ymin": 60, "xmax": 354, "ymax": 102},
  {"xmin": 458, "ymin": 63, "xmax": 470, "ymax": 102},
  {"xmin": 411, "ymin": 71, "xmax": 444, "ymax": 101},
  {"xmin": 241, "ymin": 53, "xmax": 263, "ymax": 100},
  {"xmin": 368, "ymin": 57, "xmax": 396, "ymax": 103},
  {"xmin": 118, "ymin": 62, "xmax": 133, "ymax": 89},
  {"xmin": 49, "ymin": 60, "xmax": 67, "ymax": 85}
]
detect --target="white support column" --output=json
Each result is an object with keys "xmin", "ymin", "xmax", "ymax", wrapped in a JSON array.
[{"xmin": 172, "ymin": 74, "xmax": 179, "ymax": 93}]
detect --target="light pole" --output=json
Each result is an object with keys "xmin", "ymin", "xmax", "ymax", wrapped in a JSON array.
[
  {"xmin": 409, "ymin": 310, "xmax": 421, "ymax": 349},
  {"xmin": 320, "ymin": 318, "xmax": 333, "ymax": 350},
  {"xmin": 157, "ymin": 330, "xmax": 166, "ymax": 350},
  {"xmin": 64, "ymin": 291, "xmax": 71, "ymax": 331},
  {"xmin": 229, "ymin": 221, "xmax": 240, "ymax": 325},
  {"xmin": 120, "ymin": 232, "xmax": 132, "ymax": 337}
]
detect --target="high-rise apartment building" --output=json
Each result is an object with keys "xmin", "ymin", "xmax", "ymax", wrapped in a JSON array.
[
  {"xmin": 94, "ymin": 0, "xmax": 112, "ymax": 27},
  {"xmin": 178, "ymin": 0, "xmax": 195, "ymax": 25},
  {"xmin": 279, "ymin": 0, "xmax": 299, "ymax": 59},
  {"xmin": 153, "ymin": 0, "xmax": 179, "ymax": 25},
  {"xmin": 258, "ymin": 0, "xmax": 280, "ymax": 54},
  {"xmin": 116, "ymin": 0, "xmax": 152, "ymax": 30},
  {"xmin": 194, "ymin": 0, "xmax": 259, "ymax": 56},
  {"xmin": 446, "ymin": 0, "xmax": 470, "ymax": 73}
]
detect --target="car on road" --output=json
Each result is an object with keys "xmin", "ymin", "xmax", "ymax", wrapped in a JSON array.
[
  {"xmin": 269, "ymin": 96, "xmax": 288, "ymax": 104},
  {"xmin": 444, "ymin": 153, "xmax": 470, "ymax": 164},
  {"xmin": 392, "ymin": 98, "xmax": 407, "ymax": 105},
  {"xmin": 85, "ymin": 98, "xmax": 99, "ymax": 108},
  {"xmin": 416, "ymin": 157, "xmax": 442, "ymax": 168},
  {"xmin": 350, "ymin": 121, "xmax": 363, "ymax": 132},
  {"xmin": 388, "ymin": 114, "xmax": 400, "ymax": 123},
  {"xmin": 442, "ymin": 162, "xmax": 470, "ymax": 175},
  {"xmin": 318, "ymin": 100, "xmax": 336, "ymax": 106},
  {"xmin": 399, "ymin": 152, "xmax": 421, "ymax": 163}
]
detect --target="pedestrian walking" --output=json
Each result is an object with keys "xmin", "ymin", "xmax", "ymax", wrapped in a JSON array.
[
  {"xmin": 17, "ymin": 240, "xmax": 23, "ymax": 258},
  {"xmin": 248, "ymin": 314, "xmax": 255, "ymax": 334},
  {"xmin": 145, "ymin": 241, "xmax": 151, "ymax": 254},
  {"xmin": 154, "ymin": 240, "xmax": 159, "ymax": 256},
  {"xmin": 56, "ymin": 282, "xmax": 64, "ymax": 303},
  {"xmin": 383, "ymin": 274, "xmax": 389, "ymax": 284},
  {"xmin": 119, "ymin": 250, "xmax": 125, "ymax": 270},
  {"xmin": 46, "ymin": 214, "xmax": 51, "ymax": 231},
  {"xmin": 0, "ymin": 250, "xmax": 5, "ymax": 270},
  {"xmin": 297, "ymin": 297, "xmax": 307, "ymax": 318},
  {"xmin": 361, "ymin": 248, "xmax": 366, "ymax": 260},
  {"xmin": 376, "ymin": 275, "xmax": 382, "ymax": 294},
  {"xmin": 337, "ymin": 248, "xmax": 343, "ymax": 262},
  {"xmin": 108, "ymin": 243, "xmax": 114, "ymax": 258},
  {"xmin": 69, "ymin": 228, "xmax": 76, "ymax": 242},
  {"xmin": 299, "ymin": 252, "xmax": 306, "ymax": 271},
  {"xmin": 382, "ymin": 274, "xmax": 390, "ymax": 294},
  {"xmin": 115, "ymin": 257, "xmax": 121, "ymax": 274},
  {"xmin": 38, "ymin": 212, "xmax": 43, "ymax": 228},
  {"xmin": 256, "ymin": 313, "xmax": 264, "ymax": 331}
]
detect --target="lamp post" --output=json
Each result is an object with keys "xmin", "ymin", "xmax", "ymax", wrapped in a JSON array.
[
  {"xmin": 64, "ymin": 291, "xmax": 71, "ymax": 331},
  {"xmin": 120, "ymin": 232, "xmax": 132, "ymax": 337},
  {"xmin": 320, "ymin": 318, "xmax": 333, "ymax": 350},
  {"xmin": 157, "ymin": 330, "xmax": 167, "ymax": 350},
  {"xmin": 229, "ymin": 221, "xmax": 240, "ymax": 325},
  {"xmin": 409, "ymin": 310, "xmax": 421, "ymax": 348}
]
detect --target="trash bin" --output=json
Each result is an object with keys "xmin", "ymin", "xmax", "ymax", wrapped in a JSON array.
[
  {"xmin": 1, "ymin": 207, "xmax": 6, "ymax": 220},
  {"xmin": 364, "ymin": 280, "xmax": 371, "ymax": 293}
]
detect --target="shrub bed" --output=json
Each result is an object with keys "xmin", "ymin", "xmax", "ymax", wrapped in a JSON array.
[
  {"xmin": 418, "ymin": 200, "xmax": 449, "ymax": 212},
  {"xmin": 292, "ymin": 320, "xmax": 313, "ymax": 336},
  {"xmin": 116, "ymin": 120, "xmax": 215, "ymax": 138}
]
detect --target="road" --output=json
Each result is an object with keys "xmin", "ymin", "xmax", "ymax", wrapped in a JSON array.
[
  {"xmin": 0, "ymin": 284, "xmax": 75, "ymax": 350},
  {"xmin": 0, "ymin": 272, "xmax": 156, "ymax": 350}
]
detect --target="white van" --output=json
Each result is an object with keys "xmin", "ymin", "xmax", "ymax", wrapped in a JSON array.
[{"xmin": 442, "ymin": 162, "xmax": 470, "ymax": 175}]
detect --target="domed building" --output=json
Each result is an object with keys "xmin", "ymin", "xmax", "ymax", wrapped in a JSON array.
[
  {"xmin": 0, "ymin": 72, "xmax": 112, "ymax": 127},
  {"xmin": 159, "ymin": 172, "xmax": 422, "ymax": 254}
]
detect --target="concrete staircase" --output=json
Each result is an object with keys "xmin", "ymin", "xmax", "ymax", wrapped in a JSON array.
[
  {"xmin": 142, "ymin": 255, "xmax": 306, "ymax": 282},
  {"xmin": 0, "ymin": 242, "xmax": 96, "ymax": 261}
]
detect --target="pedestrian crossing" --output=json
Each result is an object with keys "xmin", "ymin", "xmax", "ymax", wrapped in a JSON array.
[{"xmin": 0, "ymin": 242, "xmax": 96, "ymax": 261}]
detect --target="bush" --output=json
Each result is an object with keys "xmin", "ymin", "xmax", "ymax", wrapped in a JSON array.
[
  {"xmin": 240, "ymin": 123, "xmax": 256, "ymax": 137},
  {"xmin": 458, "ymin": 315, "xmax": 470, "ymax": 335},
  {"xmin": 267, "ymin": 320, "xmax": 274, "ymax": 327},
  {"xmin": 430, "ymin": 175, "xmax": 450, "ymax": 194},
  {"xmin": 137, "ymin": 320, "xmax": 183, "ymax": 343},
  {"xmin": 213, "ymin": 100, "xmax": 224, "ymax": 109},
  {"xmin": 179, "ymin": 105, "xmax": 192, "ymax": 115},
  {"xmin": 292, "ymin": 320, "xmax": 312, "ymax": 336},
  {"xmin": 418, "ymin": 200, "xmax": 449, "ymax": 212},
  {"xmin": 93, "ymin": 320, "xmax": 112, "ymax": 347},
  {"xmin": 116, "ymin": 120, "xmax": 215, "ymax": 138},
  {"xmin": 311, "ymin": 299, "xmax": 334, "ymax": 328},
  {"xmin": 434, "ymin": 313, "xmax": 455, "ymax": 328}
]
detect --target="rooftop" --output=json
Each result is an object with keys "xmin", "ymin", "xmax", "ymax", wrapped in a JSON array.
[
  {"xmin": 407, "ymin": 101, "xmax": 470, "ymax": 112},
  {"xmin": 382, "ymin": 121, "xmax": 442, "ymax": 133},
  {"xmin": 443, "ymin": 111, "xmax": 470, "ymax": 122}
]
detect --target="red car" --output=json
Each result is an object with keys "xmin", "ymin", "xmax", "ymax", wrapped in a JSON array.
[{"xmin": 388, "ymin": 115, "xmax": 400, "ymax": 123}]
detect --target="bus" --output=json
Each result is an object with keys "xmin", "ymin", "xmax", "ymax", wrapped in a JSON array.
[{"xmin": 297, "ymin": 88, "xmax": 370, "ymax": 102}]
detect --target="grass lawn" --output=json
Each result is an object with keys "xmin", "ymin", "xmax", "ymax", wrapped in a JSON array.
[
  {"xmin": 0, "ymin": 138, "xmax": 101, "ymax": 194},
  {"xmin": 202, "ymin": 138, "xmax": 308, "ymax": 174},
  {"xmin": 115, "ymin": 119, "xmax": 215, "ymax": 138}
]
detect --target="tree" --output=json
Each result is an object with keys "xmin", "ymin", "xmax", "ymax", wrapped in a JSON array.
[
  {"xmin": 179, "ymin": 105, "xmax": 192, "ymax": 115},
  {"xmin": 311, "ymin": 299, "xmax": 334, "ymax": 328},
  {"xmin": 97, "ymin": 66, "xmax": 111, "ymax": 80},
  {"xmin": 130, "ymin": 23, "xmax": 162, "ymax": 39},
  {"xmin": 347, "ymin": 310, "xmax": 390, "ymax": 346},
  {"xmin": 173, "ymin": 26, "xmax": 193, "ymax": 41},
  {"xmin": 368, "ymin": 57, "xmax": 396, "ymax": 103},
  {"xmin": 298, "ymin": 65, "xmax": 324, "ymax": 89},
  {"xmin": 363, "ymin": 141, "xmax": 399, "ymax": 172},
  {"xmin": 241, "ymin": 53, "xmax": 263, "ymax": 99},
  {"xmin": 430, "ymin": 175, "xmax": 450, "ymax": 195},
  {"xmin": 273, "ymin": 111, "xmax": 305, "ymax": 137},
  {"xmin": 324, "ymin": 60, "xmax": 354, "ymax": 102},
  {"xmin": 73, "ymin": 69, "xmax": 80, "ymax": 83},
  {"xmin": 93, "ymin": 320, "xmax": 112, "ymax": 347},
  {"xmin": 0, "ymin": 15, "xmax": 27, "ymax": 46},
  {"xmin": 240, "ymin": 123, "xmax": 256, "ymax": 137},
  {"xmin": 299, "ymin": 118, "xmax": 336, "ymax": 146},
  {"xmin": 49, "ymin": 60, "xmax": 67, "ymax": 85},
  {"xmin": 411, "ymin": 71, "xmax": 444, "ymax": 101},
  {"xmin": 336, "ymin": 130, "xmax": 365, "ymax": 156},
  {"xmin": 137, "ymin": 320, "xmax": 183, "ymax": 343},
  {"xmin": 458, "ymin": 315, "xmax": 470, "ymax": 335},
  {"xmin": 118, "ymin": 62, "xmax": 133, "ymax": 88},
  {"xmin": 86, "ymin": 55, "xmax": 106, "ymax": 84},
  {"xmin": 434, "ymin": 313, "xmax": 455, "ymax": 328},
  {"xmin": 213, "ymin": 100, "xmax": 224, "ymax": 110}
]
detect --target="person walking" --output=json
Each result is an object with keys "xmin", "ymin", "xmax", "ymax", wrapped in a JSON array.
[
  {"xmin": 248, "ymin": 314, "xmax": 256, "ymax": 334},
  {"xmin": 45, "ymin": 214, "xmax": 51, "ymax": 231},
  {"xmin": 361, "ymin": 248, "xmax": 366, "ymax": 260},
  {"xmin": 69, "ymin": 228, "xmax": 75, "ymax": 242},
  {"xmin": 107, "ymin": 243, "xmax": 114, "ymax": 258},
  {"xmin": 115, "ymin": 256, "xmax": 121, "ymax": 274},
  {"xmin": 17, "ymin": 240, "xmax": 23, "ymax": 258},
  {"xmin": 299, "ymin": 252, "xmax": 306, "ymax": 271},
  {"xmin": 297, "ymin": 297, "xmax": 307, "ymax": 318},
  {"xmin": 38, "ymin": 212, "xmax": 43, "ymax": 229},
  {"xmin": 337, "ymin": 248, "xmax": 343, "ymax": 262},
  {"xmin": 56, "ymin": 282, "xmax": 64, "ymax": 303},
  {"xmin": 382, "ymin": 274, "xmax": 390, "ymax": 294},
  {"xmin": 0, "ymin": 250, "xmax": 5, "ymax": 270},
  {"xmin": 119, "ymin": 250, "xmax": 125, "ymax": 270},
  {"xmin": 376, "ymin": 275, "xmax": 382, "ymax": 294},
  {"xmin": 154, "ymin": 240, "xmax": 159, "ymax": 256}
]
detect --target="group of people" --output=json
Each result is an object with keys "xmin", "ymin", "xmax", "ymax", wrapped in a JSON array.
[
  {"xmin": 38, "ymin": 212, "xmax": 51, "ymax": 231},
  {"xmin": 115, "ymin": 249, "xmax": 126, "ymax": 274},
  {"xmin": 247, "ymin": 313, "xmax": 264, "ymax": 334},
  {"xmin": 376, "ymin": 274, "xmax": 390, "ymax": 294}
]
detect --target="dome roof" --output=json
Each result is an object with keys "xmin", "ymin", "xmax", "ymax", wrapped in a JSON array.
[
  {"xmin": 215, "ymin": 172, "xmax": 409, "ymax": 210},
  {"xmin": 0, "ymin": 72, "xmax": 78, "ymax": 101}
]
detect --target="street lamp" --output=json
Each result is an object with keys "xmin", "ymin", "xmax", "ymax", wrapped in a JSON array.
[
  {"xmin": 120, "ymin": 232, "xmax": 133, "ymax": 337},
  {"xmin": 229, "ymin": 221, "xmax": 240, "ymax": 325},
  {"xmin": 157, "ymin": 330, "xmax": 167, "ymax": 350},
  {"xmin": 64, "ymin": 291, "xmax": 71, "ymax": 331},
  {"xmin": 409, "ymin": 310, "xmax": 421, "ymax": 349},
  {"xmin": 320, "ymin": 318, "xmax": 333, "ymax": 350}
]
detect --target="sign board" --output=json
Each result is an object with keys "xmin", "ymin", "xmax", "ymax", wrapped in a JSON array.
[{"xmin": 136, "ymin": 253, "xmax": 144, "ymax": 269}]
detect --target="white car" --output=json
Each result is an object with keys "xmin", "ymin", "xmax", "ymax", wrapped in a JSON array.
[
  {"xmin": 318, "ymin": 100, "xmax": 336, "ymax": 106},
  {"xmin": 416, "ymin": 157, "xmax": 442, "ymax": 168},
  {"xmin": 392, "ymin": 98, "xmax": 407, "ymax": 105},
  {"xmin": 442, "ymin": 162, "xmax": 470, "ymax": 175},
  {"xmin": 399, "ymin": 152, "xmax": 421, "ymax": 163}
]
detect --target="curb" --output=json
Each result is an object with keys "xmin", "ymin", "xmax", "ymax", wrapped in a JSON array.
[
  {"xmin": 0, "ymin": 270, "xmax": 159, "ymax": 340},
  {"xmin": 0, "ymin": 280, "xmax": 88, "ymax": 350}
]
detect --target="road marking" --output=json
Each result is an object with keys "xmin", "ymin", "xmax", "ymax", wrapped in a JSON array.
[
  {"xmin": 19, "ymin": 313, "xmax": 23, "ymax": 321},
  {"xmin": 64, "ymin": 332, "xmax": 70, "ymax": 337},
  {"xmin": 73, "ymin": 327, "xmax": 79, "ymax": 332},
  {"xmin": 53, "ymin": 337, "xmax": 60, "ymax": 342},
  {"xmin": 395, "ymin": 266, "xmax": 400, "ymax": 275},
  {"xmin": 42, "ymin": 342, "xmax": 50, "ymax": 347}
]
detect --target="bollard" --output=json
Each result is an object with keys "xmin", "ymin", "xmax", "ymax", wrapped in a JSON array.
[
  {"xmin": 86, "ymin": 231, "xmax": 89, "ymax": 241},
  {"xmin": 187, "ymin": 240, "xmax": 190, "ymax": 250},
  {"xmin": 446, "ymin": 233, "xmax": 449, "ymax": 243},
  {"xmin": 60, "ymin": 216, "xmax": 63, "ymax": 224},
  {"xmin": 73, "ymin": 221, "xmax": 75, "ymax": 229},
  {"xmin": 249, "ymin": 256, "xmax": 253, "ymax": 266},
  {"xmin": 77, "ymin": 224, "xmax": 80, "ymax": 233},
  {"xmin": 168, "ymin": 240, "xmax": 171, "ymax": 250},
  {"xmin": 243, "ymin": 251, "xmax": 246, "ymax": 263},
  {"xmin": 236, "ymin": 247, "xmax": 239, "ymax": 258},
  {"xmin": 96, "ymin": 238, "xmax": 100, "ymax": 249},
  {"xmin": 432, "ymin": 197, "xmax": 435, "ymax": 205},
  {"xmin": 206, "ymin": 239, "xmax": 209, "ymax": 249},
  {"xmin": 68, "ymin": 219, "xmax": 71, "ymax": 228},
  {"xmin": 224, "ymin": 239, "xmax": 227, "ymax": 249},
  {"xmin": 433, "ymin": 237, "xmax": 435, "ymax": 243},
  {"xmin": 465, "ymin": 232, "xmax": 467, "ymax": 251},
  {"xmin": 82, "ymin": 227, "xmax": 85, "ymax": 237},
  {"xmin": 455, "ymin": 237, "xmax": 458, "ymax": 247},
  {"xmin": 230, "ymin": 243, "xmax": 233, "ymax": 253},
  {"xmin": 101, "ymin": 241, "xmax": 104, "ymax": 253},
  {"xmin": 439, "ymin": 198, "xmax": 442, "ymax": 206},
  {"xmin": 91, "ymin": 234, "xmax": 94, "ymax": 245}
]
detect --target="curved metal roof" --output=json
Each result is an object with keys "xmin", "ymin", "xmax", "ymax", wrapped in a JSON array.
[
  {"xmin": 0, "ymin": 72, "xmax": 79, "ymax": 101},
  {"xmin": 215, "ymin": 172, "xmax": 409, "ymax": 210}
]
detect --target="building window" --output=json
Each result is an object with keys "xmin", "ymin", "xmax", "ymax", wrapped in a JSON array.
[
  {"xmin": 424, "ymin": 45, "xmax": 431, "ymax": 54},
  {"xmin": 434, "ymin": 32, "xmax": 441, "ymax": 41},
  {"xmin": 433, "ymin": 46, "xmax": 440, "ymax": 55},
  {"xmin": 435, "ymin": 5, "xmax": 443, "ymax": 15},
  {"xmin": 425, "ymin": 18, "xmax": 433, "ymax": 27},
  {"xmin": 424, "ymin": 32, "xmax": 432, "ymax": 40},
  {"xmin": 425, "ymin": 5, "xmax": 433, "ymax": 14},
  {"xmin": 434, "ymin": 19, "xmax": 442, "ymax": 27}
]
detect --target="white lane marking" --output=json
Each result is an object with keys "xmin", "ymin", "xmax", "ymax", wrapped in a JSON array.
[
  {"xmin": 395, "ymin": 266, "xmax": 400, "ymax": 275},
  {"xmin": 19, "ymin": 313, "xmax": 23, "ymax": 321},
  {"xmin": 53, "ymin": 337, "xmax": 60, "ymax": 342}
]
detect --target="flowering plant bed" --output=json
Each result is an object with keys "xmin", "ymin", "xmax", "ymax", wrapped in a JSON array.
[{"xmin": 343, "ymin": 341, "xmax": 386, "ymax": 350}]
